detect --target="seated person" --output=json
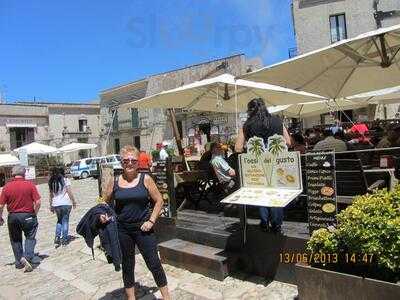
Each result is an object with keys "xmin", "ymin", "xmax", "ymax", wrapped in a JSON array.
[
  {"xmin": 313, "ymin": 129, "xmax": 347, "ymax": 152},
  {"xmin": 292, "ymin": 133, "xmax": 306, "ymax": 154},
  {"xmin": 210, "ymin": 142, "xmax": 236, "ymax": 193},
  {"xmin": 376, "ymin": 123, "xmax": 400, "ymax": 149}
]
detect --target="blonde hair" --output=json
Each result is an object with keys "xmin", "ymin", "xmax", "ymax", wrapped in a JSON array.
[{"xmin": 120, "ymin": 145, "xmax": 140, "ymax": 157}]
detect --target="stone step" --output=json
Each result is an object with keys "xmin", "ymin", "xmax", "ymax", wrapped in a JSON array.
[
  {"xmin": 177, "ymin": 210, "xmax": 239, "ymax": 225},
  {"xmin": 176, "ymin": 222, "xmax": 242, "ymax": 250},
  {"xmin": 159, "ymin": 238, "xmax": 232, "ymax": 281}
]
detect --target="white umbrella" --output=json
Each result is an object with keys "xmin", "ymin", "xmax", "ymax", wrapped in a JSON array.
[
  {"xmin": 121, "ymin": 74, "xmax": 325, "ymax": 113},
  {"xmin": 58, "ymin": 142, "xmax": 97, "ymax": 153},
  {"xmin": 0, "ymin": 154, "xmax": 20, "ymax": 167},
  {"xmin": 277, "ymin": 99, "xmax": 369, "ymax": 118},
  {"xmin": 242, "ymin": 24, "xmax": 400, "ymax": 99},
  {"xmin": 14, "ymin": 142, "xmax": 58, "ymax": 155},
  {"xmin": 347, "ymin": 85, "xmax": 400, "ymax": 105}
]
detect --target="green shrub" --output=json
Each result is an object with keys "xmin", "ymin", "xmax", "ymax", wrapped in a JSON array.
[
  {"xmin": 307, "ymin": 186, "xmax": 400, "ymax": 281},
  {"xmin": 151, "ymin": 150, "xmax": 160, "ymax": 161}
]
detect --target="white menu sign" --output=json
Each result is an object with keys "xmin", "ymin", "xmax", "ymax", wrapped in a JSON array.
[{"xmin": 221, "ymin": 135, "xmax": 302, "ymax": 207}]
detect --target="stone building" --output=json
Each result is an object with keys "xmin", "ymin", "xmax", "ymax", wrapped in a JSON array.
[
  {"xmin": 100, "ymin": 54, "xmax": 261, "ymax": 154},
  {"xmin": 291, "ymin": 0, "xmax": 400, "ymax": 126},
  {"xmin": 0, "ymin": 102, "xmax": 102, "ymax": 160}
]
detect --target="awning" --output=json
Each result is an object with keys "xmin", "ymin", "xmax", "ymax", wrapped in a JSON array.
[
  {"xmin": 0, "ymin": 154, "xmax": 20, "ymax": 167},
  {"xmin": 6, "ymin": 123, "xmax": 37, "ymax": 128}
]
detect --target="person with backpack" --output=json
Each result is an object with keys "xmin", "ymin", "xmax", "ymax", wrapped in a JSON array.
[{"xmin": 48, "ymin": 167, "xmax": 77, "ymax": 247}]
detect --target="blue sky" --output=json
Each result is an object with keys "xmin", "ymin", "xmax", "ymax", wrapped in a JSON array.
[{"xmin": 0, "ymin": 0, "xmax": 295, "ymax": 102}]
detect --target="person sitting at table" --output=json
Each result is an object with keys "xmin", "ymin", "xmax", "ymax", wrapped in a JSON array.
[
  {"xmin": 313, "ymin": 128, "xmax": 347, "ymax": 152},
  {"xmin": 292, "ymin": 133, "xmax": 306, "ymax": 154},
  {"xmin": 376, "ymin": 123, "xmax": 400, "ymax": 149},
  {"xmin": 210, "ymin": 142, "xmax": 236, "ymax": 193}
]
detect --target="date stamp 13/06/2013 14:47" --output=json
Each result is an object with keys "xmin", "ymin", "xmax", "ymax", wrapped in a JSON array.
[{"xmin": 279, "ymin": 252, "xmax": 375, "ymax": 265}]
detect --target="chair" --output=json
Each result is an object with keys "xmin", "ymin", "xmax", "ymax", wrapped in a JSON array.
[{"xmin": 335, "ymin": 159, "xmax": 386, "ymax": 204}]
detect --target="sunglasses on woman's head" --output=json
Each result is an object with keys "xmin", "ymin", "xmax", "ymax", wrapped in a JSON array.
[{"xmin": 122, "ymin": 158, "xmax": 138, "ymax": 165}]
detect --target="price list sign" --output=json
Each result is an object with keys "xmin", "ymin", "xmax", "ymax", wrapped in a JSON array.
[
  {"xmin": 152, "ymin": 161, "xmax": 171, "ymax": 217},
  {"xmin": 306, "ymin": 152, "xmax": 337, "ymax": 235}
]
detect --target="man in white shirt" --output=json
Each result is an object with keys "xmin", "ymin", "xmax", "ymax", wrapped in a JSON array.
[{"xmin": 159, "ymin": 145, "xmax": 169, "ymax": 161}]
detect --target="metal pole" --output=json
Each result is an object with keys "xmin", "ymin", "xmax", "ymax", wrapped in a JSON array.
[{"xmin": 167, "ymin": 108, "xmax": 188, "ymax": 171}]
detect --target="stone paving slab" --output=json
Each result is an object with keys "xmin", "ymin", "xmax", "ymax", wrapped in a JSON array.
[{"xmin": 0, "ymin": 178, "xmax": 298, "ymax": 299}]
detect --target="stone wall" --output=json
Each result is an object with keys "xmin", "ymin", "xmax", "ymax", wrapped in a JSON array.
[
  {"xmin": 100, "ymin": 54, "xmax": 261, "ymax": 153},
  {"xmin": 293, "ymin": 0, "xmax": 400, "ymax": 54},
  {"xmin": 0, "ymin": 103, "xmax": 101, "ymax": 155}
]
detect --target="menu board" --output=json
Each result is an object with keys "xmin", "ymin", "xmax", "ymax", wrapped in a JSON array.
[
  {"xmin": 221, "ymin": 135, "xmax": 302, "ymax": 208},
  {"xmin": 223, "ymin": 187, "xmax": 301, "ymax": 207},
  {"xmin": 152, "ymin": 161, "xmax": 171, "ymax": 217},
  {"xmin": 306, "ymin": 152, "xmax": 337, "ymax": 235}
]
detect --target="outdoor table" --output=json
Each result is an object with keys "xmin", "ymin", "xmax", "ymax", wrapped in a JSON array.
[{"xmin": 363, "ymin": 168, "xmax": 398, "ymax": 191}]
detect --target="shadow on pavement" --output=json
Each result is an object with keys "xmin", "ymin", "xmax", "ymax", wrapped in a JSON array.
[{"xmin": 98, "ymin": 282, "xmax": 159, "ymax": 300}]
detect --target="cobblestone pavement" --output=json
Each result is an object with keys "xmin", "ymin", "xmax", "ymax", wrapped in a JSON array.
[{"xmin": 0, "ymin": 178, "xmax": 298, "ymax": 299}]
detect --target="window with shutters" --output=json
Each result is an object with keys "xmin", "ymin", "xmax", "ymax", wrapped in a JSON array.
[
  {"xmin": 330, "ymin": 14, "xmax": 347, "ymax": 43},
  {"xmin": 131, "ymin": 108, "xmax": 139, "ymax": 128}
]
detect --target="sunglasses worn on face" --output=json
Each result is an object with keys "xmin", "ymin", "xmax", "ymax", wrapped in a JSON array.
[{"xmin": 122, "ymin": 158, "xmax": 138, "ymax": 165}]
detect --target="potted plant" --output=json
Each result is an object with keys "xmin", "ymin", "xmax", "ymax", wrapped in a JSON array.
[{"xmin": 296, "ymin": 187, "xmax": 400, "ymax": 300}]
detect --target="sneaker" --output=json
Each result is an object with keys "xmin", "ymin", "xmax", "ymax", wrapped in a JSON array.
[
  {"xmin": 20, "ymin": 257, "xmax": 33, "ymax": 272},
  {"xmin": 271, "ymin": 225, "xmax": 283, "ymax": 235},
  {"xmin": 259, "ymin": 222, "xmax": 269, "ymax": 232},
  {"xmin": 15, "ymin": 261, "xmax": 24, "ymax": 269},
  {"xmin": 54, "ymin": 237, "xmax": 61, "ymax": 248},
  {"xmin": 61, "ymin": 238, "xmax": 68, "ymax": 247},
  {"xmin": 30, "ymin": 256, "xmax": 42, "ymax": 265}
]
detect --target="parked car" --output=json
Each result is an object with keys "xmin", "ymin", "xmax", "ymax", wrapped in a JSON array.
[
  {"xmin": 70, "ymin": 158, "xmax": 100, "ymax": 179},
  {"xmin": 88, "ymin": 154, "xmax": 122, "ymax": 179}
]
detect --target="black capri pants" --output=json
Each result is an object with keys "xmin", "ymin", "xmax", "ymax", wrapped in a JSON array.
[{"xmin": 118, "ymin": 225, "xmax": 167, "ymax": 289}]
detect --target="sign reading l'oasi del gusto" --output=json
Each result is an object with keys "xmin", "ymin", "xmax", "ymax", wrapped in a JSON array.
[{"xmin": 222, "ymin": 135, "xmax": 302, "ymax": 208}]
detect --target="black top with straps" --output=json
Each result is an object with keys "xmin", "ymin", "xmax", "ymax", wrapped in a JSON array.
[
  {"xmin": 243, "ymin": 115, "xmax": 283, "ymax": 145},
  {"xmin": 113, "ymin": 173, "xmax": 150, "ymax": 224}
]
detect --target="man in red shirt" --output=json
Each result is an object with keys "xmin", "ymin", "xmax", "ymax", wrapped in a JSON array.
[{"xmin": 0, "ymin": 165, "xmax": 41, "ymax": 272}]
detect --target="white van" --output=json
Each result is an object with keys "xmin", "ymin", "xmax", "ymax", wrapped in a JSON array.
[
  {"xmin": 71, "ymin": 155, "xmax": 122, "ymax": 179},
  {"xmin": 70, "ymin": 158, "xmax": 99, "ymax": 179}
]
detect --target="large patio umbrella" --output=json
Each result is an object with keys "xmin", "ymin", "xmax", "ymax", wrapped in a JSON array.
[
  {"xmin": 277, "ymin": 99, "xmax": 369, "ymax": 118},
  {"xmin": 242, "ymin": 24, "xmax": 400, "ymax": 99},
  {"xmin": 347, "ymin": 85, "xmax": 400, "ymax": 105},
  {"xmin": 0, "ymin": 154, "xmax": 20, "ymax": 167},
  {"xmin": 13, "ymin": 142, "xmax": 58, "ymax": 155},
  {"xmin": 121, "ymin": 74, "xmax": 325, "ymax": 113},
  {"xmin": 58, "ymin": 142, "xmax": 97, "ymax": 153}
]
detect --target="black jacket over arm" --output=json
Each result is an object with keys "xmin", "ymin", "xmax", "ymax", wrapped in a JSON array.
[{"xmin": 76, "ymin": 204, "xmax": 122, "ymax": 271}]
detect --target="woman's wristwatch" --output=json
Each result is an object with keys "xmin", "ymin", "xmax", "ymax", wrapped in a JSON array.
[{"xmin": 148, "ymin": 219, "xmax": 155, "ymax": 224}]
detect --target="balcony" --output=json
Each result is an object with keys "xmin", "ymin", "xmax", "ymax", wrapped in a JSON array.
[{"xmin": 62, "ymin": 126, "xmax": 92, "ymax": 139}]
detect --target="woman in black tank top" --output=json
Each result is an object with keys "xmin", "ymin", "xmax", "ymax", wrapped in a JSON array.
[
  {"xmin": 102, "ymin": 145, "xmax": 171, "ymax": 300},
  {"xmin": 234, "ymin": 98, "xmax": 291, "ymax": 233}
]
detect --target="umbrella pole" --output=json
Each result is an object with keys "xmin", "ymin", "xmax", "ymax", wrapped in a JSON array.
[
  {"xmin": 332, "ymin": 99, "xmax": 355, "ymax": 125},
  {"xmin": 235, "ymin": 83, "xmax": 239, "ymax": 134},
  {"xmin": 167, "ymin": 108, "xmax": 188, "ymax": 171}
]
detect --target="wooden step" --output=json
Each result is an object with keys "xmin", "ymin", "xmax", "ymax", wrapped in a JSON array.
[{"xmin": 159, "ymin": 238, "xmax": 232, "ymax": 281}]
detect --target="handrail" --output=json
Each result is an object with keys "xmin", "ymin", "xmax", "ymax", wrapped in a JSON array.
[{"xmin": 301, "ymin": 146, "xmax": 400, "ymax": 156}]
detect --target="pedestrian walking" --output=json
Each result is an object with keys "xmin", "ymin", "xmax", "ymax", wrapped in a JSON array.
[
  {"xmin": 101, "ymin": 145, "xmax": 171, "ymax": 300},
  {"xmin": 0, "ymin": 165, "xmax": 41, "ymax": 272},
  {"xmin": 48, "ymin": 167, "xmax": 77, "ymax": 247}
]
